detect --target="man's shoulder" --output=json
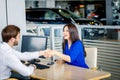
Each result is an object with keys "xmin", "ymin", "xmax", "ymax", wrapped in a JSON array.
[{"xmin": 0, "ymin": 42, "xmax": 10, "ymax": 50}]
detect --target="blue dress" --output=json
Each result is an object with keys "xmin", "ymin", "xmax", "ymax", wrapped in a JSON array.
[{"xmin": 63, "ymin": 40, "xmax": 89, "ymax": 68}]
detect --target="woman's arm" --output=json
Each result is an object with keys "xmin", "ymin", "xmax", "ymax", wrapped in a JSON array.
[{"xmin": 52, "ymin": 50, "xmax": 71, "ymax": 62}]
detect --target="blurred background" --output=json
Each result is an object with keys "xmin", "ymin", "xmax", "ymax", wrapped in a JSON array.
[
  {"xmin": 0, "ymin": 0, "xmax": 120, "ymax": 80},
  {"xmin": 25, "ymin": 1, "xmax": 120, "ymax": 80}
]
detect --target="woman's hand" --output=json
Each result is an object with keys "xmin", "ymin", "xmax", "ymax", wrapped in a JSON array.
[
  {"xmin": 55, "ymin": 59, "xmax": 65, "ymax": 64},
  {"xmin": 39, "ymin": 49, "xmax": 54, "ymax": 58}
]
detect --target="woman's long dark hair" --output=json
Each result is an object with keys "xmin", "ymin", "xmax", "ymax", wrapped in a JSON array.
[{"xmin": 62, "ymin": 23, "xmax": 86, "ymax": 57}]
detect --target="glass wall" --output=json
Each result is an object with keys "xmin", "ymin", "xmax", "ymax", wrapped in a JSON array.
[
  {"xmin": 25, "ymin": 0, "xmax": 120, "ymax": 80},
  {"xmin": 112, "ymin": 0, "xmax": 120, "ymax": 25}
]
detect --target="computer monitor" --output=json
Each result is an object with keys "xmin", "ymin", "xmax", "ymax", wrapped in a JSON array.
[{"xmin": 21, "ymin": 35, "xmax": 47, "ymax": 52}]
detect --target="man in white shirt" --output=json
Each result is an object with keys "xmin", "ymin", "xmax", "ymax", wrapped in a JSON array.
[{"xmin": 0, "ymin": 25, "xmax": 49, "ymax": 80}]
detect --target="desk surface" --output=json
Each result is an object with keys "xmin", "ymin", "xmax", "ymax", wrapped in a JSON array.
[{"xmin": 31, "ymin": 60, "xmax": 111, "ymax": 80}]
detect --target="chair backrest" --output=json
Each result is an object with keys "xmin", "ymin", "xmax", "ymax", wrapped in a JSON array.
[{"xmin": 85, "ymin": 47, "xmax": 97, "ymax": 69}]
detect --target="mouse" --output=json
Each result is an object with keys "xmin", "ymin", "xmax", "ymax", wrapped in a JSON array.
[{"xmin": 47, "ymin": 62, "xmax": 54, "ymax": 65}]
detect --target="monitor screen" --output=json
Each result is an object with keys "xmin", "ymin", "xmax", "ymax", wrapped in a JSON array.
[{"xmin": 21, "ymin": 35, "xmax": 47, "ymax": 52}]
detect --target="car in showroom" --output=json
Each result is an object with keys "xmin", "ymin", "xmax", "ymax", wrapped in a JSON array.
[
  {"xmin": 26, "ymin": 8, "xmax": 103, "ymax": 25},
  {"xmin": 26, "ymin": 8, "xmax": 104, "ymax": 38}
]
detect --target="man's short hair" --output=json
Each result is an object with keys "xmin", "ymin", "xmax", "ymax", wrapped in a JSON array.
[{"xmin": 1, "ymin": 25, "xmax": 20, "ymax": 42}]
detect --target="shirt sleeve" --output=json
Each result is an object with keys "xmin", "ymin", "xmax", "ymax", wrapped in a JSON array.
[
  {"xmin": 6, "ymin": 53, "xmax": 35, "ymax": 76},
  {"xmin": 69, "ymin": 41, "xmax": 84, "ymax": 63},
  {"xmin": 12, "ymin": 49, "xmax": 39, "ymax": 61}
]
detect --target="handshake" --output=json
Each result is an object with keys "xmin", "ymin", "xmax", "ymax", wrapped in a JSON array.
[
  {"xmin": 39, "ymin": 49, "xmax": 67, "ymax": 64},
  {"xmin": 39, "ymin": 49, "xmax": 56, "ymax": 58},
  {"xmin": 39, "ymin": 49, "xmax": 65, "ymax": 64}
]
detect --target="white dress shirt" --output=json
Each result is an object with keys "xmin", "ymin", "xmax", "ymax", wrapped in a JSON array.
[{"xmin": 0, "ymin": 42, "xmax": 40, "ymax": 79}]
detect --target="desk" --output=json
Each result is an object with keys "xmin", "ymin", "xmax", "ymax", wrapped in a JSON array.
[{"xmin": 31, "ymin": 60, "xmax": 111, "ymax": 80}]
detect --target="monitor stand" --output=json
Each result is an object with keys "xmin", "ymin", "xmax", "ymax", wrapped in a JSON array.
[{"xmin": 47, "ymin": 57, "xmax": 54, "ymax": 65}]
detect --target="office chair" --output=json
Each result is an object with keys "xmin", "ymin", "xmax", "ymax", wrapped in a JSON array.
[
  {"xmin": 7, "ymin": 78, "xmax": 18, "ymax": 80},
  {"xmin": 30, "ymin": 76, "xmax": 46, "ymax": 80},
  {"xmin": 8, "ymin": 77, "xmax": 45, "ymax": 80},
  {"xmin": 85, "ymin": 47, "xmax": 97, "ymax": 70}
]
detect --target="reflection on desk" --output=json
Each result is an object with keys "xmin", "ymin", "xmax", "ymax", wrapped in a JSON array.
[{"xmin": 31, "ymin": 63, "xmax": 111, "ymax": 80}]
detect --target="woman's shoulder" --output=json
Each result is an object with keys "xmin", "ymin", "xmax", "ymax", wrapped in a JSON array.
[
  {"xmin": 73, "ymin": 40, "xmax": 83, "ymax": 46},
  {"xmin": 74, "ymin": 40, "xmax": 82, "ymax": 44}
]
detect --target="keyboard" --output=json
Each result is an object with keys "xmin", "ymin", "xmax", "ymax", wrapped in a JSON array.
[
  {"xmin": 33, "ymin": 63, "xmax": 50, "ymax": 69},
  {"xmin": 25, "ymin": 60, "xmax": 50, "ymax": 69}
]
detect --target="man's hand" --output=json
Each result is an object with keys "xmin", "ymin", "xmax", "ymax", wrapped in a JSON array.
[
  {"xmin": 39, "ymin": 49, "xmax": 54, "ymax": 58},
  {"xmin": 44, "ymin": 49, "xmax": 55, "ymax": 58},
  {"xmin": 30, "ymin": 64, "xmax": 36, "ymax": 70}
]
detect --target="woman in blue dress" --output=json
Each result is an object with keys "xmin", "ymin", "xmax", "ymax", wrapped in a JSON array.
[{"xmin": 50, "ymin": 23, "xmax": 89, "ymax": 68}]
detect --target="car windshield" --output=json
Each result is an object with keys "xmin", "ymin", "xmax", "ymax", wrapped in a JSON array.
[{"xmin": 57, "ymin": 9, "xmax": 80, "ymax": 19}]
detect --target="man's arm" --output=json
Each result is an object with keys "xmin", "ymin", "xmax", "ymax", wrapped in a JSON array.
[{"xmin": 6, "ymin": 54, "xmax": 35, "ymax": 76}]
